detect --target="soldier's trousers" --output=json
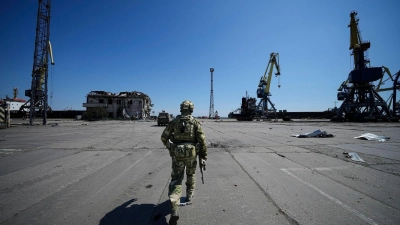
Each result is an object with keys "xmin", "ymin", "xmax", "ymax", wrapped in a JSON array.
[{"xmin": 168, "ymin": 157, "xmax": 197, "ymax": 213}]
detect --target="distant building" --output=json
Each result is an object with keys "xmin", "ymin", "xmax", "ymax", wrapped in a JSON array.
[{"xmin": 83, "ymin": 90, "xmax": 153, "ymax": 119}]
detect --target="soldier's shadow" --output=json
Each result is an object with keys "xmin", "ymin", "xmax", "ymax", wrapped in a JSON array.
[{"xmin": 99, "ymin": 198, "xmax": 170, "ymax": 225}]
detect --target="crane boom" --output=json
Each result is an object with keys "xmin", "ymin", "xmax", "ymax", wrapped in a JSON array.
[{"xmin": 259, "ymin": 53, "xmax": 281, "ymax": 95}]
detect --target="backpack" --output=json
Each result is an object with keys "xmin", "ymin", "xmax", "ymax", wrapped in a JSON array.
[
  {"xmin": 173, "ymin": 115, "xmax": 196, "ymax": 143},
  {"xmin": 172, "ymin": 115, "xmax": 197, "ymax": 159}
]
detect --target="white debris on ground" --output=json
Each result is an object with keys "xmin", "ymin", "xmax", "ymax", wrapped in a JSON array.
[
  {"xmin": 291, "ymin": 129, "xmax": 334, "ymax": 138},
  {"xmin": 343, "ymin": 152, "xmax": 365, "ymax": 162},
  {"xmin": 354, "ymin": 133, "xmax": 389, "ymax": 142}
]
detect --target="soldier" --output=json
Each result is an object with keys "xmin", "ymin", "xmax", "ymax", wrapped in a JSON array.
[{"xmin": 161, "ymin": 100, "xmax": 207, "ymax": 225}]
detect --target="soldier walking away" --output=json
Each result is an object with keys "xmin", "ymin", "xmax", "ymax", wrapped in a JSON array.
[{"xmin": 161, "ymin": 100, "xmax": 207, "ymax": 225}]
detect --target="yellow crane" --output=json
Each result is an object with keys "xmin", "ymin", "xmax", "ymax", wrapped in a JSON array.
[
  {"xmin": 338, "ymin": 11, "xmax": 371, "ymax": 101},
  {"xmin": 256, "ymin": 52, "xmax": 281, "ymax": 117},
  {"xmin": 342, "ymin": 13, "xmax": 398, "ymax": 115},
  {"xmin": 334, "ymin": 11, "xmax": 395, "ymax": 122}
]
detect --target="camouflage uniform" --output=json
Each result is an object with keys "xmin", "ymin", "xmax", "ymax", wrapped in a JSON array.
[{"xmin": 161, "ymin": 100, "xmax": 207, "ymax": 221}]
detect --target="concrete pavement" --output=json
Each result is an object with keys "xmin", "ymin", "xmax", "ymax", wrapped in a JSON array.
[{"xmin": 0, "ymin": 118, "xmax": 399, "ymax": 224}]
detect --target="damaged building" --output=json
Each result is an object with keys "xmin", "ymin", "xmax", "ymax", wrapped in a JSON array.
[{"xmin": 82, "ymin": 91, "xmax": 153, "ymax": 119}]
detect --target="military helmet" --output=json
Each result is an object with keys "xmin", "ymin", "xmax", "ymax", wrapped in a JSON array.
[{"xmin": 180, "ymin": 100, "xmax": 194, "ymax": 112}]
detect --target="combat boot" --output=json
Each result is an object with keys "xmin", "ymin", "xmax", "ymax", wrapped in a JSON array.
[
  {"xmin": 185, "ymin": 191, "xmax": 194, "ymax": 203},
  {"xmin": 169, "ymin": 211, "xmax": 179, "ymax": 225}
]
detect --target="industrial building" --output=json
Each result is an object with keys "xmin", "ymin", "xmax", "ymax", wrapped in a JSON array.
[{"xmin": 82, "ymin": 90, "xmax": 153, "ymax": 119}]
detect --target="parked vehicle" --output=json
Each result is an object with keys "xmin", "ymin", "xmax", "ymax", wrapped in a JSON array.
[{"xmin": 157, "ymin": 111, "xmax": 170, "ymax": 126}]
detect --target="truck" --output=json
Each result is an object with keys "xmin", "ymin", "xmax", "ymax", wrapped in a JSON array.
[{"xmin": 157, "ymin": 111, "xmax": 170, "ymax": 126}]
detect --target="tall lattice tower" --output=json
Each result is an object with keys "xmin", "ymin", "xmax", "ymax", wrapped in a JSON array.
[
  {"xmin": 209, "ymin": 68, "xmax": 215, "ymax": 119},
  {"xmin": 25, "ymin": 0, "xmax": 55, "ymax": 125}
]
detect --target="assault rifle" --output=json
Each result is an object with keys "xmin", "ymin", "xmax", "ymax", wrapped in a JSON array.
[{"xmin": 199, "ymin": 155, "xmax": 206, "ymax": 184}]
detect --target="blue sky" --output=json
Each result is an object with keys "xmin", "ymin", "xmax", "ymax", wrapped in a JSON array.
[{"xmin": 1, "ymin": 0, "xmax": 399, "ymax": 117}]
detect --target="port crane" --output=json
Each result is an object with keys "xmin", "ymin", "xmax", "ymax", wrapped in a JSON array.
[
  {"xmin": 256, "ymin": 52, "xmax": 281, "ymax": 118},
  {"xmin": 335, "ymin": 11, "xmax": 395, "ymax": 122},
  {"xmin": 22, "ymin": 0, "xmax": 55, "ymax": 125}
]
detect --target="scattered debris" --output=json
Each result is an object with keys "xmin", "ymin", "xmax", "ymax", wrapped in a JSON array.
[
  {"xmin": 208, "ymin": 142, "xmax": 227, "ymax": 148},
  {"xmin": 354, "ymin": 133, "xmax": 389, "ymax": 142},
  {"xmin": 343, "ymin": 152, "xmax": 365, "ymax": 162},
  {"xmin": 291, "ymin": 129, "xmax": 334, "ymax": 138}
]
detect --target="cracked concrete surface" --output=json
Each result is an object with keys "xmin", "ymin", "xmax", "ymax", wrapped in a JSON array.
[{"xmin": 0, "ymin": 118, "xmax": 399, "ymax": 225}]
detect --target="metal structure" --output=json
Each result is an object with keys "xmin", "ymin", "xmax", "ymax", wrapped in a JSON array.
[
  {"xmin": 256, "ymin": 52, "xmax": 281, "ymax": 118},
  {"xmin": 228, "ymin": 91, "xmax": 257, "ymax": 121},
  {"xmin": 392, "ymin": 71, "xmax": 400, "ymax": 116},
  {"xmin": 335, "ymin": 11, "xmax": 395, "ymax": 122},
  {"xmin": 24, "ymin": 0, "xmax": 55, "ymax": 125},
  {"xmin": 209, "ymin": 68, "xmax": 215, "ymax": 119},
  {"xmin": 374, "ymin": 67, "xmax": 400, "ymax": 116}
]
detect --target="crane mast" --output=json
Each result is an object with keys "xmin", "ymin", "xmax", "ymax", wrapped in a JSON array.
[
  {"xmin": 25, "ymin": 0, "xmax": 54, "ymax": 125},
  {"xmin": 256, "ymin": 52, "xmax": 281, "ymax": 118},
  {"xmin": 349, "ymin": 11, "xmax": 371, "ymax": 70}
]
